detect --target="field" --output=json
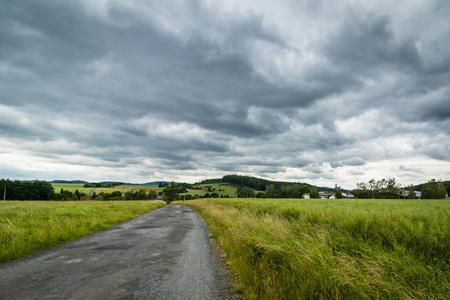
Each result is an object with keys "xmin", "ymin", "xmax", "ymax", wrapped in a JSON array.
[
  {"xmin": 182, "ymin": 183, "xmax": 238, "ymax": 197},
  {"xmin": 51, "ymin": 183, "xmax": 93, "ymax": 195},
  {"xmin": 93, "ymin": 185, "xmax": 164, "ymax": 195},
  {"xmin": 0, "ymin": 200, "xmax": 166, "ymax": 264},
  {"xmin": 175, "ymin": 198, "xmax": 450, "ymax": 299}
]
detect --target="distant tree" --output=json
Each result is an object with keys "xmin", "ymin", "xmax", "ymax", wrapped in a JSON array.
[
  {"xmin": 164, "ymin": 182, "xmax": 179, "ymax": 203},
  {"xmin": 148, "ymin": 190, "xmax": 157, "ymax": 200},
  {"xmin": 265, "ymin": 185, "xmax": 276, "ymax": 198},
  {"xmin": 335, "ymin": 190, "xmax": 343, "ymax": 199},
  {"xmin": 353, "ymin": 178, "xmax": 400, "ymax": 199},
  {"xmin": 255, "ymin": 192, "xmax": 265, "ymax": 198},
  {"xmin": 407, "ymin": 185, "xmax": 416, "ymax": 199},
  {"xmin": 421, "ymin": 179, "xmax": 447, "ymax": 199},
  {"xmin": 103, "ymin": 191, "xmax": 122, "ymax": 200},
  {"xmin": 310, "ymin": 186, "xmax": 319, "ymax": 198},
  {"xmin": 237, "ymin": 186, "xmax": 255, "ymax": 198},
  {"xmin": 300, "ymin": 185, "xmax": 310, "ymax": 197},
  {"xmin": 135, "ymin": 189, "xmax": 148, "ymax": 200}
]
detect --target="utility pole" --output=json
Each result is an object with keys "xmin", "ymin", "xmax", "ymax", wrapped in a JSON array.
[{"xmin": 3, "ymin": 185, "xmax": 6, "ymax": 201}]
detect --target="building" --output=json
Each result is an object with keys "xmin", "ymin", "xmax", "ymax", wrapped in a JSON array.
[{"xmin": 319, "ymin": 192, "xmax": 335, "ymax": 199}]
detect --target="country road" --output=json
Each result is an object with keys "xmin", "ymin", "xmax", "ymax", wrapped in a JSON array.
[{"xmin": 0, "ymin": 205, "xmax": 234, "ymax": 299}]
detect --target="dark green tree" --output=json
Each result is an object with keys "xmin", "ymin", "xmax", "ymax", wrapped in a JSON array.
[
  {"xmin": 164, "ymin": 182, "xmax": 179, "ymax": 203},
  {"xmin": 237, "ymin": 186, "xmax": 255, "ymax": 198},
  {"xmin": 300, "ymin": 185, "xmax": 310, "ymax": 197},
  {"xmin": 335, "ymin": 190, "xmax": 343, "ymax": 199},
  {"xmin": 421, "ymin": 179, "xmax": 447, "ymax": 199},
  {"xmin": 265, "ymin": 185, "xmax": 276, "ymax": 198},
  {"xmin": 148, "ymin": 190, "xmax": 157, "ymax": 200},
  {"xmin": 135, "ymin": 189, "xmax": 148, "ymax": 200},
  {"xmin": 310, "ymin": 186, "xmax": 319, "ymax": 198}
]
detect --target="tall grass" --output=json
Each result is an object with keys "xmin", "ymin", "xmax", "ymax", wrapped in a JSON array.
[
  {"xmin": 0, "ymin": 200, "xmax": 166, "ymax": 264},
  {"xmin": 176, "ymin": 198, "xmax": 450, "ymax": 299}
]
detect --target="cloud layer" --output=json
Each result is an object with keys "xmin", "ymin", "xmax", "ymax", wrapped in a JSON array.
[{"xmin": 1, "ymin": 0, "xmax": 449, "ymax": 188}]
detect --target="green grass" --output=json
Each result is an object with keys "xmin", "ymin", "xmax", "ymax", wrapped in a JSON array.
[
  {"xmin": 175, "ymin": 198, "xmax": 450, "ymax": 299},
  {"xmin": 183, "ymin": 183, "xmax": 238, "ymax": 197},
  {"xmin": 94, "ymin": 185, "xmax": 164, "ymax": 195},
  {"xmin": 51, "ymin": 183, "xmax": 92, "ymax": 194},
  {"xmin": 0, "ymin": 200, "xmax": 166, "ymax": 264}
]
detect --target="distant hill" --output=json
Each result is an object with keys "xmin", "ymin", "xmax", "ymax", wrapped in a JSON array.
[
  {"xmin": 120, "ymin": 181, "xmax": 171, "ymax": 186},
  {"xmin": 50, "ymin": 180, "xmax": 89, "ymax": 184},
  {"xmin": 200, "ymin": 175, "xmax": 335, "ymax": 192},
  {"xmin": 144, "ymin": 181, "xmax": 171, "ymax": 186}
]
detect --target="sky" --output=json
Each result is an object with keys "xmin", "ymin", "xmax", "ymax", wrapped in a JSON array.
[{"xmin": 1, "ymin": 0, "xmax": 449, "ymax": 189}]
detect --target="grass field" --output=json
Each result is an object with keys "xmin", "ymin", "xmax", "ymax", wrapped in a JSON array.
[
  {"xmin": 183, "ymin": 183, "xmax": 238, "ymax": 197},
  {"xmin": 51, "ymin": 183, "xmax": 92, "ymax": 194},
  {"xmin": 93, "ymin": 185, "xmax": 164, "ymax": 195},
  {"xmin": 175, "ymin": 198, "xmax": 450, "ymax": 299},
  {"xmin": 0, "ymin": 200, "xmax": 166, "ymax": 264}
]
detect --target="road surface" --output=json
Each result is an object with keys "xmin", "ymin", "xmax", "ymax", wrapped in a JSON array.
[{"xmin": 0, "ymin": 205, "xmax": 233, "ymax": 299}]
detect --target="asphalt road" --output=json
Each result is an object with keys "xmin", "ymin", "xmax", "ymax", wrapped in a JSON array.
[{"xmin": 0, "ymin": 205, "xmax": 233, "ymax": 300}]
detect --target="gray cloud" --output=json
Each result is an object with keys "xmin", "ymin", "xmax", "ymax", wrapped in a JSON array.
[{"xmin": 1, "ymin": 0, "xmax": 449, "ymax": 188}]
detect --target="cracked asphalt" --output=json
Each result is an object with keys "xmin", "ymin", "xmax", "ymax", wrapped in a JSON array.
[{"xmin": 0, "ymin": 205, "xmax": 234, "ymax": 300}]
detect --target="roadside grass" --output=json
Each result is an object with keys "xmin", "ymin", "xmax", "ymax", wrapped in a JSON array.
[
  {"xmin": 174, "ymin": 198, "xmax": 450, "ymax": 299},
  {"xmin": 0, "ymin": 200, "xmax": 166, "ymax": 264},
  {"xmin": 51, "ymin": 183, "xmax": 92, "ymax": 194}
]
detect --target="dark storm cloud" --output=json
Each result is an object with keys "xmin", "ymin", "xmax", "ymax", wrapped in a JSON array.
[
  {"xmin": 1, "ymin": 0, "xmax": 449, "ymax": 185},
  {"xmin": 324, "ymin": 14, "xmax": 422, "ymax": 72}
]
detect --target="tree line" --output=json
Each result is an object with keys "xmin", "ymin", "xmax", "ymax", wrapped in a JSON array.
[
  {"xmin": 352, "ymin": 178, "xmax": 448, "ymax": 199},
  {"xmin": 0, "ymin": 179, "xmax": 54, "ymax": 200},
  {"xmin": 221, "ymin": 175, "xmax": 314, "ymax": 191},
  {"xmin": 83, "ymin": 182, "xmax": 123, "ymax": 188}
]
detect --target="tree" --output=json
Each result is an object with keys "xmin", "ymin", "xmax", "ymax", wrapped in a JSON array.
[
  {"xmin": 407, "ymin": 185, "xmax": 416, "ymax": 199},
  {"xmin": 421, "ymin": 179, "xmax": 447, "ymax": 199},
  {"xmin": 164, "ymin": 182, "xmax": 179, "ymax": 203},
  {"xmin": 237, "ymin": 186, "xmax": 255, "ymax": 198},
  {"xmin": 310, "ymin": 186, "xmax": 319, "ymax": 198},
  {"xmin": 353, "ymin": 178, "xmax": 400, "ymax": 199},
  {"xmin": 335, "ymin": 190, "xmax": 343, "ymax": 199},
  {"xmin": 300, "ymin": 185, "xmax": 310, "ymax": 197},
  {"xmin": 265, "ymin": 185, "xmax": 276, "ymax": 198},
  {"xmin": 148, "ymin": 190, "xmax": 157, "ymax": 200},
  {"xmin": 135, "ymin": 189, "xmax": 148, "ymax": 200}
]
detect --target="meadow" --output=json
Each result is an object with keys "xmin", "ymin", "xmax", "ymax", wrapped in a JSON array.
[
  {"xmin": 93, "ymin": 184, "xmax": 164, "ymax": 195},
  {"xmin": 183, "ymin": 183, "xmax": 238, "ymax": 198},
  {"xmin": 175, "ymin": 198, "xmax": 450, "ymax": 299},
  {"xmin": 0, "ymin": 200, "xmax": 166, "ymax": 264},
  {"xmin": 51, "ymin": 183, "xmax": 92, "ymax": 195}
]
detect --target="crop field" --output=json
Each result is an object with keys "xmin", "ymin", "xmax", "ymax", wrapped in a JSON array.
[
  {"xmin": 183, "ymin": 183, "xmax": 237, "ymax": 197},
  {"xmin": 93, "ymin": 185, "xmax": 164, "ymax": 195},
  {"xmin": 51, "ymin": 183, "xmax": 92, "ymax": 194},
  {"xmin": 0, "ymin": 200, "xmax": 166, "ymax": 264},
  {"xmin": 175, "ymin": 198, "xmax": 450, "ymax": 299}
]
